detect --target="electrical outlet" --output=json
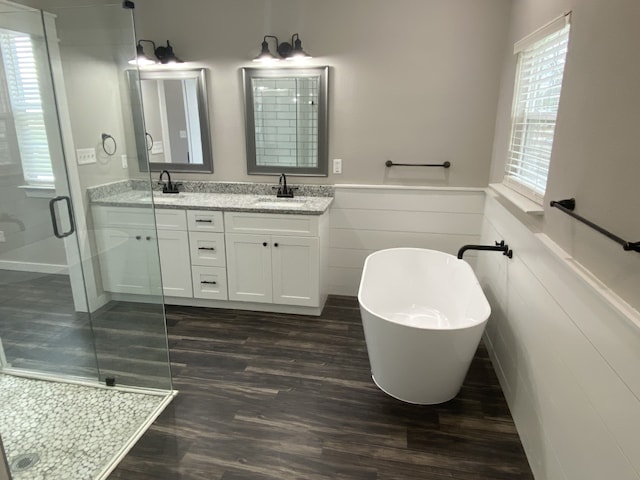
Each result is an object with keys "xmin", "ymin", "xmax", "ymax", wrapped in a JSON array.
[
  {"xmin": 76, "ymin": 148, "xmax": 96, "ymax": 165},
  {"xmin": 0, "ymin": 231, "xmax": 5, "ymax": 242},
  {"xmin": 121, "ymin": 154, "xmax": 128, "ymax": 169},
  {"xmin": 333, "ymin": 158, "xmax": 343, "ymax": 174}
]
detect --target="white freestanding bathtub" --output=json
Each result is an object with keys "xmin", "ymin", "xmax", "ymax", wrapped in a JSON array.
[{"xmin": 358, "ymin": 248, "xmax": 491, "ymax": 404}]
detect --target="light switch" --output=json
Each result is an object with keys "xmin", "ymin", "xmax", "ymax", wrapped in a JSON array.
[
  {"xmin": 76, "ymin": 148, "xmax": 96, "ymax": 165},
  {"xmin": 333, "ymin": 158, "xmax": 342, "ymax": 174}
]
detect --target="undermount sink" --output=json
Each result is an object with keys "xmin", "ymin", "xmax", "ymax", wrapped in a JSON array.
[
  {"xmin": 252, "ymin": 198, "xmax": 305, "ymax": 209},
  {"xmin": 138, "ymin": 193, "xmax": 182, "ymax": 203}
]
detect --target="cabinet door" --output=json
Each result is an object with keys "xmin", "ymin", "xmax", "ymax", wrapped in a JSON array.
[
  {"xmin": 95, "ymin": 227, "xmax": 152, "ymax": 294},
  {"xmin": 225, "ymin": 233, "xmax": 272, "ymax": 303},
  {"xmin": 157, "ymin": 230, "xmax": 193, "ymax": 298},
  {"xmin": 271, "ymin": 236, "xmax": 319, "ymax": 307}
]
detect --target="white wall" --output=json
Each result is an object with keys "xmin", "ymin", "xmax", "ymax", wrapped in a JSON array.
[
  {"xmin": 480, "ymin": 0, "xmax": 640, "ymax": 478},
  {"xmin": 134, "ymin": 0, "xmax": 511, "ymax": 186},
  {"xmin": 489, "ymin": 0, "xmax": 640, "ymax": 311},
  {"xmin": 329, "ymin": 185, "xmax": 484, "ymax": 295},
  {"xmin": 14, "ymin": 0, "xmax": 139, "ymax": 189},
  {"xmin": 49, "ymin": 3, "xmax": 144, "ymax": 190},
  {"xmin": 478, "ymin": 195, "xmax": 640, "ymax": 480}
]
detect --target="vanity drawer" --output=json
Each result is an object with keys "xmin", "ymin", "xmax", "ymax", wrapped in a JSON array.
[
  {"xmin": 223, "ymin": 212, "xmax": 318, "ymax": 236},
  {"xmin": 92, "ymin": 206, "xmax": 155, "ymax": 228},
  {"xmin": 187, "ymin": 210, "xmax": 224, "ymax": 232},
  {"xmin": 189, "ymin": 232, "xmax": 226, "ymax": 267},
  {"xmin": 155, "ymin": 209, "xmax": 187, "ymax": 231},
  {"xmin": 192, "ymin": 266, "xmax": 228, "ymax": 300}
]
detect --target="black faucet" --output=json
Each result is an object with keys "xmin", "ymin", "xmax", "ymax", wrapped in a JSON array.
[
  {"xmin": 158, "ymin": 170, "xmax": 180, "ymax": 194},
  {"xmin": 457, "ymin": 240, "xmax": 513, "ymax": 260},
  {"xmin": 273, "ymin": 173, "xmax": 297, "ymax": 198}
]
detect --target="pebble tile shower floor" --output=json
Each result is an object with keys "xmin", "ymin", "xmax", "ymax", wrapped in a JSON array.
[{"xmin": 0, "ymin": 374, "xmax": 166, "ymax": 479}]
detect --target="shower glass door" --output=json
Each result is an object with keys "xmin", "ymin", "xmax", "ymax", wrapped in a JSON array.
[
  {"xmin": 0, "ymin": 3, "xmax": 173, "ymax": 477},
  {"xmin": 0, "ymin": 2, "xmax": 172, "ymax": 389},
  {"xmin": 0, "ymin": 3, "xmax": 100, "ymax": 380}
]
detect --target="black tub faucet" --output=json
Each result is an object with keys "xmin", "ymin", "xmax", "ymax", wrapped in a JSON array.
[
  {"xmin": 158, "ymin": 170, "xmax": 180, "ymax": 194},
  {"xmin": 457, "ymin": 240, "xmax": 513, "ymax": 260}
]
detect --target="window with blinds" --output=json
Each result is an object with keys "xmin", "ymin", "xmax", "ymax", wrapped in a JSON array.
[
  {"xmin": 504, "ymin": 14, "xmax": 571, "ymax": 204},
  {"xmin": 0, "ymin": 30, "xmax": 53, "ymax": 186}
]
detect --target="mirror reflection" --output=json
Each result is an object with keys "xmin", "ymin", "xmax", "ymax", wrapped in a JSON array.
[
  {"xmin": 242, "ymin": 67, "xmax": 328, "ymax": 176},
  {"xmin": 128, "ymin": 68, "xmax": 212, "ymax": 173}
]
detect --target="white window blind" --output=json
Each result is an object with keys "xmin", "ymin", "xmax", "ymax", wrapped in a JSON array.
[
  {"xmin": 504, "ymin": 14, "xmax": 571, "ymax": 204},
  {"xmin": 0, "ymin": 31, "xmax": 53, "ymax": 186}
]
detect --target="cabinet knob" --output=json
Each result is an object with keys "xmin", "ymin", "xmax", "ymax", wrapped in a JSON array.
[
  {"xmin": 274, "ymin": 242, "xmax": 279, "ymax": 247},
  {"xmin": 135, "ymin": 235, "xmax": 141, "ymax": 240},
  {"xmin": 146, "ymin": 236, "xmax": 152, "ymax": 241},
  {"xmin": 262, "ymin": 242, "xmax": 268, "ymax": 247}
]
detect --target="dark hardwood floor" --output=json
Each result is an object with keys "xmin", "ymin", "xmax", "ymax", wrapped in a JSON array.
[
  {"xmin": 109, "ymin": 297, "xmax": 533, "ymax": 480},
  {"xmin": 0, "ymin": 270, "xmax": 171, "ymax": 389}
]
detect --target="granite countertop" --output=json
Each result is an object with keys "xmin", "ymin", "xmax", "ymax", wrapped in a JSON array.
[{"xmin": 91, "ymin": 190, "xmax": 333, "ymax": 215}]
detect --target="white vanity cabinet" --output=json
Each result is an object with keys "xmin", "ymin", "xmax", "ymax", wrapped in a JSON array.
[
  {"xmin": 187, "ymin": 210, "xmax": 228, "ymax": 300},
  {"xmin": 224, "ymin": 212, "xmax": 324, "ymax": 307},
  {"xmin": 155, "ymin": 209, "xmax": 192, "ymax": 298},
  {"xmin": 93, "ymin": 206, "xmax": 160, "ymax": 295},
  {"xmin": 93, "ymin": 206, "xmax": 192, "ymax": 298},
  {"xmin": 92, "ymin": 201, "xmax": 329, "ymax": 314}
]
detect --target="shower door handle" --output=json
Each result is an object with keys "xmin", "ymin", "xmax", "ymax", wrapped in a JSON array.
[{"xmin": 49, "ymin": 196, "xmax": 76, "ymax": 239}]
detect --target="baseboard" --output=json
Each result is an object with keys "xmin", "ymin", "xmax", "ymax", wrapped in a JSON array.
[
  {"xmin": 110, "ymin": 292, "xmax": 327, "ymax": 316},
  {"xmin": 0, "ymin": 260, "xmax": 68, "ymax": 275}
]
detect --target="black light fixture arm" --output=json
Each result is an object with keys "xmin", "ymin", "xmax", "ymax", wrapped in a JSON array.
[
  {"xmin": 277, "ymin": 33, "xmax": 298, "ymax": 58},
  {"xmin": 155, "ymin": 40, "xmax": 183, "ymax": 64},
  {"xmin": 550, "ymin": 198, "xmax": 640, "ymax": 253},
  {"xmin": 137, "ymin": 38, "xmax": 156, "ymax": 51},
  {"xmin": 262, "ymin": 35, "xmax": 280, "ymax": 51}
]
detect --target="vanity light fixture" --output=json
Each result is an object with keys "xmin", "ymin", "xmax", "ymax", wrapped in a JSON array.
[
  {"xmin": 280, "ymin": 33, "xmax": 311, "ymax": 60},
  {"xmin": 128, "ymin": 39, "xmax": 157, "ymax": 66},
  {"xmin": 128, "ymin": 39, "xmax": 184, "ymax": 66},
  {"xmin": 253, "ymin": 35, "xmax": 281, "ymax": 63},
  {"xmin": 155, "ymin": 40, "xmax": 183, "ymax": 64},
  {"xmin": 252, "ymin": 33, "xmax": 312, "ymax": 62}
]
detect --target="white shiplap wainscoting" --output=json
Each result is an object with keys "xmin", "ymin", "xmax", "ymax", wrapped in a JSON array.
[
  {"xmin": 328, "ymin": 185, "xmax": 486, "ymax": 296},
  {"xmin": 477, "ymin": 193, "xmax": 640, "ymax": 480}
]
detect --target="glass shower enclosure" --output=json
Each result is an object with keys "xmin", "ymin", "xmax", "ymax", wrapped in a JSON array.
[{"xmin": 0, "ymin": 1, "xmax": 172, "ymax": 478}]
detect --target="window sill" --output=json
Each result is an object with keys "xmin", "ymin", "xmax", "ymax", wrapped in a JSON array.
[
  {"xmin": 17, "ymin": 185, "xmax": 56, "ymax": 199},
  {"xmin": 489, "ymin": 183, "xmax": 544, "ymax": 215}
]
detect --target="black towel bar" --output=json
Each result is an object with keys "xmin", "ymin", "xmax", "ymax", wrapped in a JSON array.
[
  {"xmin": 550, "ymin": 198, "xmax": 640, "ymax": 253},
  {"xmin": 385, "ymin": 160, "xmax": 451, "ymax": 168}
]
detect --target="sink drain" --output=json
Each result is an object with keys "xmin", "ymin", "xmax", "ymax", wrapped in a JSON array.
[{"xmin": 11, "ymin": 452, "xmax": 40, "ymax": 472}]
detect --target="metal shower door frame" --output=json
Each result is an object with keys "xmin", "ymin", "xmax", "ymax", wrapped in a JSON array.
[{"xmin": 0, "ymin": 435, "xmax": 11, "ymax": 480}]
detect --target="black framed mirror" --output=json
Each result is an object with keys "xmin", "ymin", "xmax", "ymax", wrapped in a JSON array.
[{"xmin": 128, "ymin": 68, "xmax": 213, "ymax": 173}]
